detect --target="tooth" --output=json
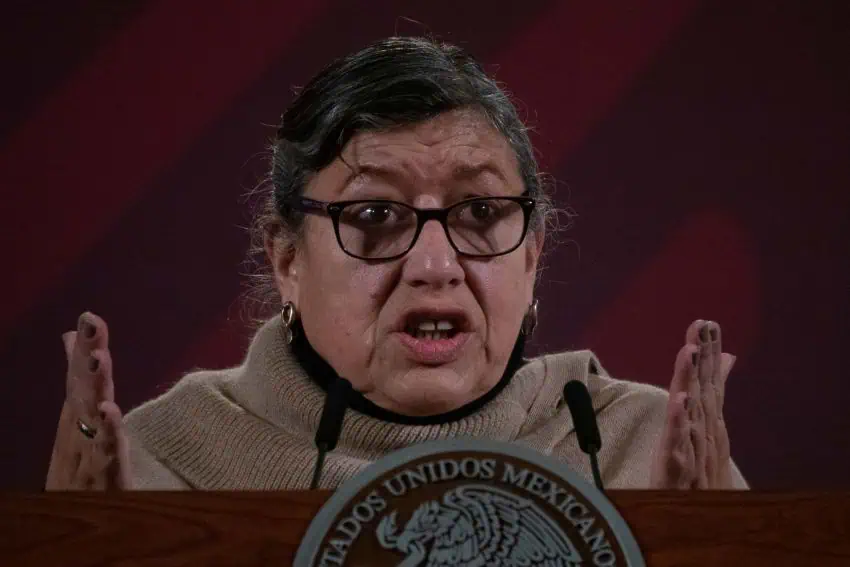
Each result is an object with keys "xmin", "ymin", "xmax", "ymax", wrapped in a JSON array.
[
  {"xmin": 436, "ymin": 320, "xmax": 453, "ymax": 331},
  {"xmin": 418, "ymin": 321, "xmax": 436, "ymax": 331}
]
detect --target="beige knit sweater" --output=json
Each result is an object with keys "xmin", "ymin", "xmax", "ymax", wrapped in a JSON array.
[{"xmin": 124, "ymin": 315, "xmax": 747, "ymax": 490}]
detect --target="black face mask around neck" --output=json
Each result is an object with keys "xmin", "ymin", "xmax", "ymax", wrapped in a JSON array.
[{"xmin": 289, "ymin": 320, "xmax": 529, "ymax": 426}]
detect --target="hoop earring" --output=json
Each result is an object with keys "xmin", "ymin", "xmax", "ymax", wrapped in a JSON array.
[
  {"xmin": 521, "ymin": 298, "xmax": 539, "ymax": 337},
  {"xmin": 281, "ymin": 301, "xmax": 297, "ymax": 344}
]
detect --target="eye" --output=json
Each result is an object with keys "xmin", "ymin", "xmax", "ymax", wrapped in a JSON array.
[
  {"xmin": 454, "ymin": 199, "xmax": 506, "ymax": 226},
  {"xmin": 357, "ymin": 204, "xmax": 393, "ymax": 224},
  {"xmin": 343, "ymin": 202, "xmax": 404, "ymax": 227},
  {"xmin": 469, "ymin": 201, "xmax": 496, "ymax": 221}
]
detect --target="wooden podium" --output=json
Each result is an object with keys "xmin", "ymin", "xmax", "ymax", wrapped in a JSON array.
[{"xmin": 2, "ymin": 491, "xmax": 849, "ymax": 566}]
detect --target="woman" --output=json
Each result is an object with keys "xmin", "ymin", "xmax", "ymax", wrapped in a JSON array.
[{"xmin": 46, "ymin": 37, "xmax": 746, "ymax": 491}]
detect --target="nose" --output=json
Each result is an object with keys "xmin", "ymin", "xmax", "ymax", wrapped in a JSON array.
[{"xmin": 401, "ymin": 219, "xmax": 464, "ymax": 290}]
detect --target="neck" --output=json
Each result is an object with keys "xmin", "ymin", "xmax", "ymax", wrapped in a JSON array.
[{"xmin": 290, "ymin": 320, "xmax": 528, "ymax": 425}]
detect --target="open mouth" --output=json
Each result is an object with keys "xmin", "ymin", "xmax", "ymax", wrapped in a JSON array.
[
  {"xmin": 404, "ymin": 319, "xmax": 461, "ymax": 341},
  {"xmin": 397, "ymin": 310, "xmax": 471, "ymax": 363}
]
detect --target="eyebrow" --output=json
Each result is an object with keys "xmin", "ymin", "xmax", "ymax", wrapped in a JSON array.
[
  {"xmin": 342, "ymin": 161, "xmax": 508, "ymax": 188},
  {"xmin": 450, "ymin": 162, "xmax": 508, "ymax": 184},
  {"xmin": 345, "ymin": 163, "xmax": 407, "ymax": 185}
]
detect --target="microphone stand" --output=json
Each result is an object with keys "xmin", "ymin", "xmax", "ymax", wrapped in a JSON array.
[
  {"xmin": 563, "ymin": 379, "xmax": 606, "ymax": 493},
  {"xmin": 310, "ymin": 377, "xmax": 352, "ymax": 490},
  {"xmin": 587, "ymin": 442, "xmax": 604, "ymax": 494}
]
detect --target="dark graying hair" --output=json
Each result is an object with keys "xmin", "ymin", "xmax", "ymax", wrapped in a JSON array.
[{"xmin": 245, "ymin": 36, "xmax": 558, "ymax": 318}]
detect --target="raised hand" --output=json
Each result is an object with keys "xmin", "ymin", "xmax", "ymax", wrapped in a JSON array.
[
  {"xmin": 45, "ymin": 312, "xmax": 131, "ymax": 490},
  {"xmin": 650, "ymin": 319, "xmax": 737, "ymax": 489}
]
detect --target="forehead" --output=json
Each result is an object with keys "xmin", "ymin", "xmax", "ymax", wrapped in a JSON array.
[
  {"xmin": 342, "ymin": 109, "xmax": 520, "ymax": 180},
  {"xmin": 306, "ymin": 110, "xmax": 522, "ymax": 199},
  {"xmin": 345, "ymin": 109, "xmax": 514, "ymax": 163}
]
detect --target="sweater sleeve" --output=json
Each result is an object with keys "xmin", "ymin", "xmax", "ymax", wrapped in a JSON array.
[{"xmin": 126, "ymin": 430, "xmax": 191, "ymax": 490}]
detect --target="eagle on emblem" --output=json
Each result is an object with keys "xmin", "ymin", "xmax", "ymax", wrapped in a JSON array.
[{"xmin": 375, "ymin": 483, "xmax": 583, "ymax": 567}]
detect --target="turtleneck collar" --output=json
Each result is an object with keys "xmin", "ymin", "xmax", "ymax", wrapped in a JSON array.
[
  {"xmin": 289, "ymin": 320, "xmax": 529, "ymax": 426},
  {"xmin": 124, "ymin": 313, "xmax": 609, "ymax": 490}
]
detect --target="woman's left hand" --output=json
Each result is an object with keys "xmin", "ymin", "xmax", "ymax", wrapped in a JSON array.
[{"xmin": 650, "ymin": 319, "xmax": 737, "ymax": 489}]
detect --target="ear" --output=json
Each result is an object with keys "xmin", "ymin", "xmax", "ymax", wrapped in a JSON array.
[
  {"xmin": 524, "ymin": 228, "xmax": 545, "ymax": 302},
  {"xmin": 264, "ymin": 233, "xmax": 301, "ymax": 304}
]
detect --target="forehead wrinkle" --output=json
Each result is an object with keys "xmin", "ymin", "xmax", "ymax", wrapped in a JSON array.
[
  {"xmin": 340, "ymin": 113, "xmax": 516, "ymax": 190},
  {"xmin": 353, "ymin": 142, "xmax": 509, "ymax": 189}
]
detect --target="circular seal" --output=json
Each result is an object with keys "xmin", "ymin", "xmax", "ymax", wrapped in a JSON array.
[{"xmin": 295, "ymin": 439, "xmax": 645, "ymax": 566}]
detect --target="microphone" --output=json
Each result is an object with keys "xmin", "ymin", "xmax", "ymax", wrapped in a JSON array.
[
  {"xmin": 310, "ymin": 376, "xmax": 352, "ymax": 490},
  {"xmin": 563, "ymin": 379, "xmax": 605, "ymax": 492}
]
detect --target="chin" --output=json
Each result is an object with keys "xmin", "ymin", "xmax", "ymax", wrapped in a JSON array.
[
  {"xmin": 394, "ymin": 396, "xmax": 466, "ymax": 417},
  {"xmin": 386, "ymin": 369, "xmax": 481, "ymax": 416}
]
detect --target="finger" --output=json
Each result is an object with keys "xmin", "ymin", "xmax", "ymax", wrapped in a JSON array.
[
  {"xmin": 715, "ymin": 411, "xmax": 731, "ymax": 474},
  {"xmin": 672, "ymin": 342, "xmax": 702, "ymax": 423},
  {"xmin": 709, "ymin": 324, "xmax": 727, "ymax": 485},
  {"xmin": 697, "ymin": 321, "xmax": 716, "ymax": 389},
  {"xmin": 46, "ymin": 402, "xmax": 83, "ymax": 490},
  {"xmin": 657, "ymin": 392, "xmax": 695, "ymax": 488},
  {"xmin": 717, "ymin": 353, "xmax": 736, "ymax": 415},
  {"xmin": 682, "ymin": 429, "xmax": 697, "ymax": 489},
  {"xmin": 714, "ymin": 353, "xmax": 735, "ymax": 478},
  {"xmin": 690, "ymin": 396, "xmax": 708, "ymax": 488},
  {"xmin": 674, "ymin": 341, "xmax": 706, "ymax": 487},
  {"xmin": 670, "ymin": 344, "xmax": 700, "ymax": 399},
  {"xmin": 697, "ymin": 321, "xmax": 716, "ymax": 485},
  {"xmin": 73, "ymin": 406, "xmax": 118, "ymax": 491},
  {"xmin": 685, "ymin": 319, "xmax": 706, "ymax": 345},
  {"xmin": 99, "ymin": 401, "xmax": 131, "ymax": 490},
  {"xmin": 707, "ymin": 321, "xmax": 722, "ymax": 391},
  {"xmin": 90, "ymin": 348, "xmax": 115, "ymax": 403},
  {"xmin": 61, "ymin": 408, "xmax": 97, "ymax": 490},
  {"xmin": 68, "ymin": 350, "xmax": 106, "ymax": 428},
  {"xmin": 62, "ymin": 331, "xmax": 79, "ymax": 401},
  {"xmin": 62, "ymin": 331, "xmax": 77, "ymax": 362},
  {"xmin": 68, "ymin": 313, "xmax": 112, "ymax": 420},
  {"xmin": 76, "ymin": 312, "xmax": 110, "ymax": 353},
  {"xmin": 77, "ymin": 442, "xmax": 102, "ymax": 490}
]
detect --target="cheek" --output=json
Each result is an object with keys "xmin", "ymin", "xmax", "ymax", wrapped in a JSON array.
[
  {"xmin": 301, "ymin": 264, "xmax": 388, "ymax": 331},
  {"xmin": 469, "ymin": 259, "xmax": 529, "ymax": 317},
  {"xmin": 298, "ymin": 225, "xmax": 379, "ymax": 322},
  {"xmin": 296, "ymin": 235, "xmax": 396, "ymax": 377}
]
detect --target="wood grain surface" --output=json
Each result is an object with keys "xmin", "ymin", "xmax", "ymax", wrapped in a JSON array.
[{"xmin": 2, "ymin": 491, "xmax": 848, "ymax": 566}]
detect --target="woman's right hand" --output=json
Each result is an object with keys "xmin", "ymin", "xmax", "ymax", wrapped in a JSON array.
[{"xmin": 46, "ymin": 312, "xmax": 131, "ymax": 490}]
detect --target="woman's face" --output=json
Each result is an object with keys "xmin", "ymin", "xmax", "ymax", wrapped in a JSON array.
[{"xmin": 271, "ymin": 110, "xmax": 542, "ymax": 416}]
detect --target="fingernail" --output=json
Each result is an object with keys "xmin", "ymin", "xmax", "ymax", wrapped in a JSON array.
[
  {"xmin": 699, "ymin": 326, "xmax": 709, "ymax": 342},
  {"xmin": 710, "ymin": 327, "xmax": 718, "ymax": 341},
  {"xmin": 82, "ymin": 321, "xmax": 96, "ymax": 339},
  {"xmin": 88, "ymin": 356, "xmax": 99, "ymax": 372}
]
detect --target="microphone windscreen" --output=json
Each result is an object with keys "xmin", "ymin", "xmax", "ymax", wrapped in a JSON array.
[
  {"xmin": 315, "ymin": 377, "xmax": 352, "ymax": 451},
  {"xmin": 563, "ymin": 379, "xmax": 602, "ymax": 454}
]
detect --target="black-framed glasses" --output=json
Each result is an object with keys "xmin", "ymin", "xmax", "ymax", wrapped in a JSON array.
[{"xmin": 287, "ymin": 193, "xmax": 536, "ymax": 260}]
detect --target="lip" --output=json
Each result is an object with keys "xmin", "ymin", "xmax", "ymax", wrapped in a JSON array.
[
  {"xmin": 395, "ymin": 306, "xmax": 471, "ymax": 333},
  {"xmin": 394, "ymin": 331, "xmax": 471, "ymax": 365}
]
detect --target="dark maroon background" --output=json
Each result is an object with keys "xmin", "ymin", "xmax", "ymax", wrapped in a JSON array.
[{"xmin": 2, "ymin": 1, "xmax": 847, "ymax": 489}]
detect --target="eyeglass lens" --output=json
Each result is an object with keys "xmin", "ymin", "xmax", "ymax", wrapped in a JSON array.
[{"xmin": 336, "ymin": 199, "xmax": 527, "ymax": 259}]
